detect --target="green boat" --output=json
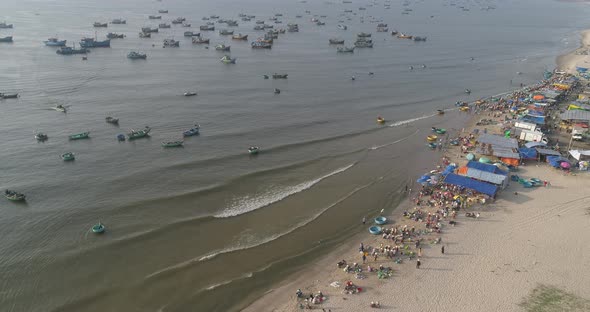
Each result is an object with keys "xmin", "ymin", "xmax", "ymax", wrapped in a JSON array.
[
  {"xmin": 92, "ymin": 222, "xmax": 105, "ymax": 234},
  {"xmin": 69, "ymin": 132, "xmax": 90, "ymax": 140},
  {"xmin": 435, "ymin": 128, "xmax": 446, "ymax": 134},
  {"xmin": 5, "ymin": 190, "xmax": 26, "ymax": 202},
  {"xmin": 248, "ymin": 146, "xmax": 259, "ymax": 154},
  {"xmin": 427, "ymin": 142, "xmax": 437, "ymax": 149},
  {"xmin": 128, "ymin": 126, "xmax": 151, "ymax": 140},
  {"xmin": 162, "ymin": 140, "xmax": 184, "ymax": 147},
  {"xmin": 62, "ymin": 152, "xmax": 75, "ymax": 161}
]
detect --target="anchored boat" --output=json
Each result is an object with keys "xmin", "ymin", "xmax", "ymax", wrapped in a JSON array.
[
  {"xmin": 92, "ymin": 222, "xmax": 105, "ymax": 234},
  {"xmin": 5, "ymin": 190, "xmax": 26, "ymax": 202},
  {"xmin": 220, "ymin": 55, "xmax": 236, "ymax": 64},
  {"xmin": 62, "ymin": 152, "xmax": 75, "ymax": 161},
  {"xmin": 44, "ymin": 37, "xmax": 66, "ymax": 46},
  {"xmin": 127, "ymin": 51, "xmax": 147, "ymax": 59},
  {"xmin": 105, "ymin": 116, "xmax": 119, "ymax": 124},
  {"xmin": 128, "ymin": 126, "xmax": 151, "ymax": 140},
  {"xmin": 69, "ymin": 132, "xmax": 90, "ymax": 140},
  {"xmin": 248, "ymin": 146, "xmax": 260, "ymax": 154},
  {"xmin": 162, "ymin": 141, "xmax": 184, "ymax": 147},
  {"xmin": 183, "ymin": 125, "xmax": 200, "ymax": 136}
]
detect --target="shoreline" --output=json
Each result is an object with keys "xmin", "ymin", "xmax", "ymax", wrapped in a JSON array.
[
  {"xmin": 556, "ymin": 29, "xmax": 590, "ymax": 73},
  {"xmin": 243, "ymin": 35, "xmax": 590, "ymax": 311}
]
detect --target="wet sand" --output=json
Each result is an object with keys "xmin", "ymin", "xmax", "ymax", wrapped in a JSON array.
[{"xmin": 557, "ymin": 29, "xmax": 590, "ymax": 73}]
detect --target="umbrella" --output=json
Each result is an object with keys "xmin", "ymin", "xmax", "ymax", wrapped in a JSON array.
[{"xmin": 560, "ymin": 162, "xmax": 571, "ymax": 169}]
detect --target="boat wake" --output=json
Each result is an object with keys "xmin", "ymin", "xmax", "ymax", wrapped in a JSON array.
[
  {"xmin": 388, "ymin": 113, "xmax": 438, "ymax": 127},
  {"xmin": 369, "ymin": 129, "xmax": 420, "ymax": 150},
  {"xmin": 145, "ymin": 177, "xmax": 379, "ymax": 280},
  {"xmin": 214, "ymin": 163, "xmax": 356, "ymax": 218}
]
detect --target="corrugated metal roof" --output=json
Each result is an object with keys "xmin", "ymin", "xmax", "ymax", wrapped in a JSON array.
[
  {"xmin": 477, "ymin": 134, "xmax": 518, "ymax": 149},
  {"xmin": 465, "ymin": 168, "xmax": 507, "ymax": 185},
  {"xmin": 535, "ymin": 148, "xmax": 561, "ymax": 156},
  {"xmin": 443, "ymin": 173, "xmax": 498, "ymax": 197},
  {"xmin": 492, "ymin": 147, "xmax": 521, "ymax": 159},
  {"xmin": 560, "ymin": 110, "xmax": 590, "ymax": 121}
]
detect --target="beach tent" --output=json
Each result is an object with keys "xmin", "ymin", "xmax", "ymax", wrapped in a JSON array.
[
  {"xmin": 465, "ymin": 161, "xmax": 508, "ymax": 175},
  {"xmin": 501, "ymin": 158, "xmax": 520, "ymax": 166},
  {"xmin": 520, "ymin": 115, "xmax": 546, "ymax": 125},
  {"xmin": 443, "ymin": 173, "xmax": 498, "ymax": 197},
  {"xmin": 547, "ymin": 155, "xmax": 570, "ymax": 168},
  {"xmin": 518, "ymin": 148, "xmax": 537, "ymax": 160},
  {"xmin": 569, "ymin": 150, "xmax": 590, "ymax": 161}
]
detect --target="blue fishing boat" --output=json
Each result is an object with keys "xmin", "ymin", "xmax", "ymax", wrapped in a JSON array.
[
  {"xmin": 79, "ymin": 37, "xmax": 111, "ymax": 48},
  {"xmin": 0, "ymin": 36, "xmax": 13, "ymax": 43},
  {"xmin": 92, "ymin": 222, "xmax": 105, "ymax": 234},
  {"xmin": 369, "ymin": 226, "xmax": 382, "ymax": 235},
  {"xmin": 44, "ymin": 37, "xmax": 67, "ymax": 46},
  {"xmin": 576, "ymin": 67, "xmax": 588, "ymax": 73},
  {"xmin": 56, "ymin": 46, "xmax": 88, "ymax": 55},
  {"xmin": 375, "ymin": 216, "xmax": 387, "ymax": 225},
  {"xmin": 183, "ymin": 125, "xmax": 200, "ymax": 136}
]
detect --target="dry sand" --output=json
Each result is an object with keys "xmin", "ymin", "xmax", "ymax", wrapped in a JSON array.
[
  {"xmin": 244, "ymin": 117, "xmax": 590, "ymax": 311},
  {"xmin": 557, "ymin": 29, "xmax": 590, "ymax": 73}
]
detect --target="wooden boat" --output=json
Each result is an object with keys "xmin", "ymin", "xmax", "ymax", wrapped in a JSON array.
[
  {"xmin": 52, "ymin": 105, "xmax": 67, "ymax": 113},
  {"xmin": 337, "ymin": 46, "xmax": 354, "ymax": 53},
  {"xmin": 220, "ymin": 55, "xmax": 236, "ymax": 64},
  {"xmin": 215, "ymin": 44, "xmax": 230, "ymax": 51},
  {"xmin": 4, "ymin": 190, "xmax": 26, "ymax": 202},
  {"xmin": 184, "ymin": 92, "xmax": 197, "ymax": 96},
  {"xmin": 426, "ymin": 135, "xmax": 438, "ymax": 142},
  {"xmin": 92, "ymin": 222, "xmax": 105, "ymax": 234},
  {"xmin": 69, "ymin": 132, "xmax": 90, "ymax": 140},
  {"xmin": 105, "ymin": 116, "xmax": 119, "ymax": 124},
  {"xmin": 248, "ymin": 146, "xmax": 260, "ymax": 154},
  {"xmin": 128, "ymin": 127, "xmax": 151, "ymax": 140},
  {"xmin": 377, "ymin": 117, "xmax": 385, "ymax": 124},
  {"xmin": 427, "ymin": 142, "xmax": 438, "ymax": 149},
  {"xmin": 0, "ymin": 92, "xmax": 18, "ymax": 98},
  {"xmin": 192, "ymin": 37, "xmax": 210, "ymax": 44},
  {"xmin": 459, "ymin": 106, "xmax": 470, "ymax": 111},
  {"xmin": 35, "ymin": 132, "xmax": 48, "ymax": 141},
  {"xmin": 397, "ymin": 34, "xmax": 413, "ymax": 39},
  {"xmin": 329, "ymin": 38, "xmax": 345, "ymax": 44},
  {"xmin": 231, "ymin": 33, "xmax": 248, "ymax": 40},
  {"xmin": 61, "ymin": 152, "xmax": 75, "ymax": 161},
  {"xmin": 183, "ymin": 125, "xmax": 200, "ymax": 136},
  {"xmin": 437, "ymin": 109, "xmax": 445, "ymax": 115},
  {"xmin": 162, "ymin": 141, "xmax": 184, "ymax": 147}
]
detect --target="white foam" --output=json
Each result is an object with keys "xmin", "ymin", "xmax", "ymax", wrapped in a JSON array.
[
  {"xmin": 214, "ymin": 163, "xmax": 356, "ymax": 218},
  {"xmin": 369, "ymin": 129, "xmax": 420, "ymax": 150}
]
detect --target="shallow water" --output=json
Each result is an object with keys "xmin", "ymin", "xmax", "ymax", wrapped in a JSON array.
[{"xmin": 0, "ymin": 0, "xmax": 588, "ymax": 310}]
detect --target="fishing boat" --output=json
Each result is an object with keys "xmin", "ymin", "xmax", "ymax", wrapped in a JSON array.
[
  {"xmin": 79, "ymin": 37, "xmax": 110, "ymax": 48},
  {"xmin": 465, "ymin": 89, "xmax": 471, "ymax": 94},
  {"xmin": 219, "ymin": 29, "xmax": 234, "ymax": 35},
  {"xmin": 329, "ymin": 38, "xmax": 345, "ymax": 44},
  {"xmin": 128, "ymin": 126, "xmax": 151, "ymax": 140},
  {"xmin": 377, "ymin": 116, "xmax": 385, "ymax": 124},
  {"xmin": 375, "ymin": 216, "xmax": 387, "ymax": 225},
  {"xmin": 248, "ymin": 146, "xmax": 260, "ymax": 154},
  {"xmin": 413, "ymin": 36, "xmax": 427, "ymax": 41},
  {"xmin": 426, "ymin": 135, "xmax": 438, "ymax": 142},
  {"xmin": 106, "ymin": 32, "xmax": 125, "ymax": 39},
  {"xmin": 105, "ymin": 116, "xmax": 119, "ymax": 124},
  {"xmin": 92, "ymin": 222, "xmax": 105, "ymax": 234},
  {"xmin": 192, "ymin": 37, "xmax": 210, "ymax": 44},
  {"xmin": 183, "ymin": 125, "xmax": 200, "ymax": 136},
  {"xmin": 427, "ymin": 142, "xmax": 438, "ymax": 149},
  {"xmin": 182, "ymin": 23, "xmax": 191, "ymax": 27},
  {"xmin": 0, "ymin": 36, "xmax": 13, "ymax": 43},
  {"xmin": 69, "ymin": 132, "xmax": 90, "ymax": 140},
  {"xmin": 354, "ymin": 41, "xmax": 373, "ymax": 48},
  {"xmin": 337, "ymin": 46, "xmax": 354, "ymax": 53},
  {"xmin": 369, "ymin": 226, "xmax": 382, "ymax": 235},
  {"xmin": 232, "ymin": 33, "xmax": 248, "ymax": 40},
  {"xmin": 435, "ymin": 128, "xmax": 446, "ymax": 134},
  {"xmin": 272, "ymin": 73, "xmax": 288, "ymax": 79},
  {"xmin": 62, "ymin": 152, "xmax": 75, "ymax": 161},
  {"xmin": 253, "ymin": 25, "xmax": 265, "ymax": 31},
  {"xmin": 251, "ymin": 41, "xmax": 271, "ymax": 48},
  {"xmin": 0, "ymin": 92, "xmax": 18, "ymax": 99},
  {"xmin": 163, "ymin": 39, "xmax": 179, "ymax": 47},
  {"xmin": 459, "ymin": 106, "xmax": 470, "ymax": 111},
  {"xmin": 200, "ymin": 25, "xmax": 215, "ymax": 31},
  {"xmin": 162, "ymin": 140, "xmax": 184, "ymax": 147},
  {"xmin": 52, "ymin": 104, "xmax": 67, "ymax": 112},
  {"xmin": 56, "ymin": 46, "xmax": 88, "ymax": 54},
  {"xmin": 5, "ymin": 190, "xmax": 25, "ymax": 202},
  {"xmin": 142, "ymin": 27, "xmax": 158, "ymax": 33},
  {"xmin": 397, "ymin": 33, "xmax": 413, "ymax": 39},
  {"xmin": 357, "ymin": 32, "xmax": 371, "ymax": 37},
  {"xmin": 338, "ymin": 24, "xmax": 347, "ymax": 30},
  {"xmin": 227, "ymin": 21, "xmax": 239, "ymax": 27},
  {"xmin": 220, "ymin": 55, "xmax": 236, "ymax": 64},
  {"xmin": 139, "ymin": 31, "xmax": 151, "ymax": 38},
  {"xmin": 376, "ymin": 27, "xmax": 388, "ymax": 32},
  {"xmin": 172, "ymin": 17, "xmax": 186, "ymax": 24},
  {"xmin": 274, "ymin": 88, "xmax": 281, "ymax": 94},
  {"xmin": 93, "ymin": 22, "xmax": 108, "ymax": 27},
  {"xmin": 437, "ymin": 109, "xmax": 444, "ymax": 115},
  {"xmin": 0, "ymin": 22, "xmax": 13, "ymax": 29},
  {"xmin": 111, "ymin": 18, "xmax": 126, "ymax": 24},
  {"xmin": 215, "ymin": 44, "xmax": 230, "ymax": 51},
  {"xmin": 184, "ymin": 31, "xmax": 195, "ymax": 37},
  {"xmin": 127, "ymin": 51, "xmax": 147, "ymax": 59},
  {"xmin": 159, "ymin": 23, "xmax": 171, "ymax": 28},
  {"xmin": 184, "ymin": 92, "xmax": 197, "ymax": 96},
  {"xmin": 116, "ymin": 134, "xmax": 126, "ymax": 141},
  {"xmin": 158, "ymin": 9, "xmax": 168, "ymax": 13},
  {"xmin": 44, "ymin": 37, "xmax": 66, "ymax": 46},
  {"xmin": 149, "ymin": 15, "xmax": 162, "ymax": 19},
  {"xmin": 35, "ymin": 132, "xmax": 48, "ymax": 141}
]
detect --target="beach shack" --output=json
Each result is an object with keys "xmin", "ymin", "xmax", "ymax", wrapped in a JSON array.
[
  {"xmin": 458, "ymin": 161, "xmax": 509, "ymax": 189},
  {"xmin": 442, "ymin": 173, "xmax": 499, "ymax": 198},
  {"xmin": 476, "ymin": 134, "xmax": 521, "ymax": 166}
]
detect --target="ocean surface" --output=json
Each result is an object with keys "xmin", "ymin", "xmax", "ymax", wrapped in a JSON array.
[{"xmin": 0, "ymin": 0, "xmax": 588, "ymax": 310}]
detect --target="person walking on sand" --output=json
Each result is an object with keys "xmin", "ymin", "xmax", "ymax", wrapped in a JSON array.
[
  {"xmin": 441, "ymin": 245, "xmax": 445, "ymax": 254},
  {"xmin": 374, "ymin": 254, "xmax": 378, "ymax": 262},
  {"xmin": 362, "ymin": 253, "xmax": 367, "ymax": 264},
  {"xmin": 418, "ymin": 247, "xmax": 422, "ymax": 257},
  {"xmin": 416, "ymin": 258, "xmax": 421, "ymax": 269},
  {"xmin": 362, "ymin": 216, "xmax": 366, "ymax": 224}
]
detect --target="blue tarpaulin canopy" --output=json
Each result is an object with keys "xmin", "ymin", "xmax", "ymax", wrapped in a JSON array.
[
  {"xmin": 525, "ymin": 141, "xmax": 547, "ymax": 148},
  {"xmin": 520, "ymin": 116, "xmax": 546, "ymax": 125},
  {"xmin": 443, "ymin": 173, "xmax": 499, "ymax": 197},
  {"xmin": 466, "ymin": 161, "xmax": 508, "ymax": 175},
  {"xmin": 547, "ymin": 155, "xmax": 570, "ymax": 168},
  {"xmin": 518, "ymin": 148, "xmax": 538, "ymax": 160}
]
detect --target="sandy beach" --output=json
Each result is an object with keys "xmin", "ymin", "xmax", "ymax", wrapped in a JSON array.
[
  {"xmin": 244, "ymin": 73, "xmax": 590, "ymax": 311},
  {"xmin": 557, "ymin": 29, "xmax": 590, "ymax": 73}
]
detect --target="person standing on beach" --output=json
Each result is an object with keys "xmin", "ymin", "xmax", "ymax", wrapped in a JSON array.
[
  {"xmin": 441, "ymin": 245, "xmax": 445, "ymax": 254},
  {"xmin": 416, "ymin": 258, "xmax": 421, "ymax": 269},
  {"xmin": 362, "ymin": 216, "xmax": 366, "ymax": 224},
  {"xmin": 362, "ymin": 253, "xmax": 367, "ymax": 264}
]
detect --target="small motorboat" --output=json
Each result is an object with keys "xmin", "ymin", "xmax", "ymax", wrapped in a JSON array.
[
  {"xmin": 159, "ymin": 23, "xmax": 171, "ymax": 29},
  {"xmin": 106, "ymin": 32, "xmax": 125, "ymax": 39},
  {"xmin": 374, "ymin": 216, "xmax": 387, "ymax": 225},
  {"xmin": 163, "ymin": 39, "xmax": 179, "ymax": 47},
  {"xmin": 248, "ymin": 146, "xmax": 259, "ymax": 154},
  {"xmin": 93, "ymin": 22, "xmax": 108, "ymax": 27},
  {"xmin": 192, "ymin": 37, "xmax": 210, "ymax": 44},
  {"xmin": 397, "ymin": 33, "xmax": 413, "ymax": 39},
  {"xmin": 274, "ymin": 88, "xmax": 281, "ymax": 94},
  {"xmin": 329, "ymin": 38, "xmax": 345, "ymax": 44},
  {"xmin": 158, "ymin": 9, "xmax": 168, "ymax": 13},
  {"xmin": 413, "ymin": 36, "xmax": 427, "ymax": 42},
  {"xmin": 450, "ymin": 140, "xmax": 459, "ymax": 146},
  {"xmin": 377, "ymin": 116, "xmax": 385, "ymax": 124},
  {"xmin": 220, "ymin": 55, "xmax": 236, "ymax": 64},
  {"xmin": 139, "ymin": 32, "xmax": 151, "ymax": 38},
  {"xmin": 357, "ymin": 32, "xmax": 371, "ymax": 37},
  {"xmin": 62, "ymin": 152, "xmax": 75, "ymax": 161},
  {"xmin": 426, "ymin": 135, "xmax": 438, "ymax": 142},
  {"xmin": 128, "ymin": 126, "xmax": 151, "ymax": 140},
  {"xmin": 369, "ymin": 226, "xmax": 382, "ymax": 235},
  {"xmin": 263, "ymin": 74, "xmax": 269, "ymax": 79},
  {"xmin": 465, "ymin": 89, "xmax": 471, "ymax": 94},
  {"xmin": 272, "ymin": 73, "xmax": 288, "ymax": 79},
  {"xmin": 127, "ymin": 51, "xmax": 147, "ymax": 59},
  {"xmin": 215, "ymin": 44, "xmax": 231, "ymax": 51},
  {"xmin": 437, "ymin": 109, "xmax": 445, "ymax": 115},
  {"xmin": 459, "ymin": 106, "xmax": 470, "ymax": 112},
  {"xmin": 0, "ymin": 36, "xmax": 13, "ymax": 43},
  {"xmin": 0, "ymin": 92, "xmax": 18, "ymax": 99},
  {"xmin": 44, "ymin": 37, "xmax": 67, "ymax": 46},
  {"xmin": 427, "ymin": 142, "xmax": 438, "ymax": 149},
  {"xmin": 35, "ymin": 132, "xmax": 48, "ymax": 141},
  {"xmin": 69, "ymin": 132, "xmax": 90, "ymax": 140},
  {"xmin": 105, "ymin": 116, "xmax": 119, "ymax": 125},
  {"xmin": 116, "ymin": 134, "xmax": 126, "ymax": 141},
  {"xmin": 53, "ymin": 104, "xmax": 67, "ymax": 113},
  {"xmin": 219, "ymin": 29, "xmax": 234, "ymax": 35},
  {"xmin": 111, "ymin": 18, "xmax": 126, "ymax": 24},
  {"xmin": 5, "ymin": 190, "xmax": 26, "ymax": 202},
  {"xmin": 183, "ymin": 125, "xmax": 200, "ymax": 136},
  {"xmin": 92, "ymin": 222, "xmax": 105, "ymax": 234},
  {"xmin": 337, "ymin": 46, "xmax": 354, "ymax": 53},
  {"xmin": 231, "ymin": 33, "xmax": 248, "ymax": 40},
  {"xmin": 184, "ymin": 92, "xmax": 197, "ymax": 96},
  {"xmin": 162, "ymin": 140, "xmax": 184, "ymax": 147},
  {"xmin": 435, "ymin": 128, "xmax": 446, "ymax": 134}
]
